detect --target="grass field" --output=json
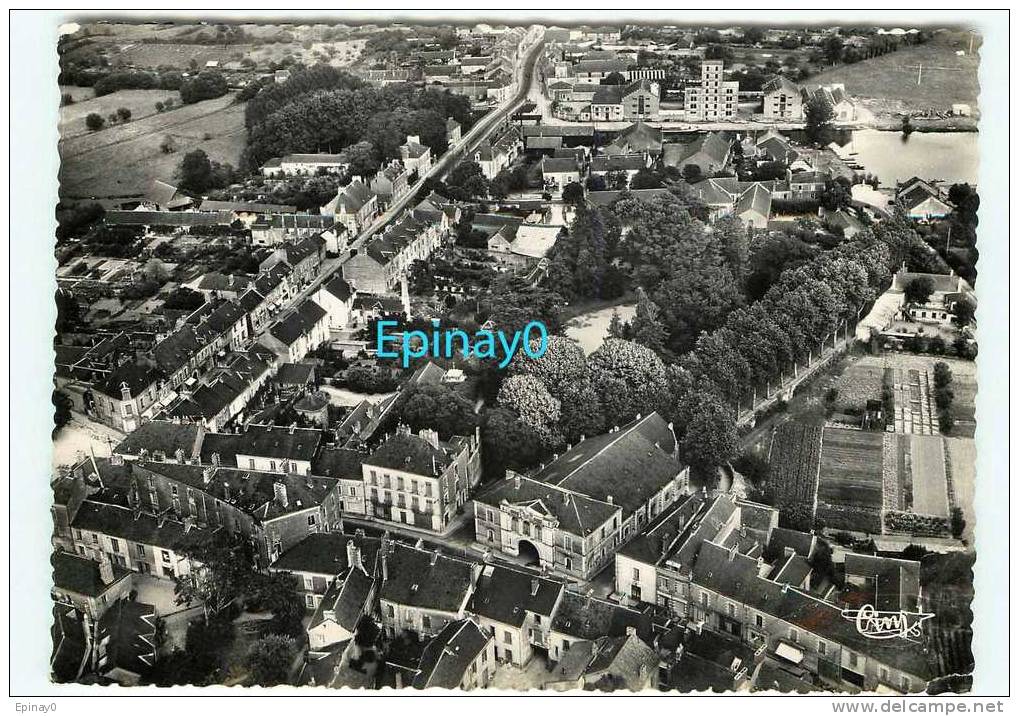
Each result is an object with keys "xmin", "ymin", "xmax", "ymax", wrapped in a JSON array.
[
  {"xmin": 950, "ymin": 373, "xmax": 977, "ymax": 438},
  {"xmin": 833, "ymin": 362, "xmax": 884, "ymax": 412},
  {"xmin": 59, "ymin": 93, "xmax": 247, "ymax": 199},
  {"xmin": 59, "ymin": 88, "xmax": 180, "ymax": 139},
  {"xmin": 910, "ymin": 435, "xmax": 950, "ymax": 517},
  {"xmin": 809, "ymin": 31, "xmax": 980, "ymax": 111}
]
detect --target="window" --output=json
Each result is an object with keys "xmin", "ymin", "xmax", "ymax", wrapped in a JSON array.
[
  {"xmin": 305, "ymin": 594, "xmax": 315, "ymax": 608},
  {"xmin": 503, "ymin": 631, "xmax": 512, "ymax": 644},
  {"xmin": 847, "ymin": 652, "xmax": 858, "ymax": 667},
  {"xmin": 481, "ymin": 649, "xmax": 488, "ymax": 664},
  {"xmin": 880, "ymin": 667, "xmax": 889, "ymax": 682},
  {"xmin": 487, "ymin": 529, "xmax": 494, "ymax": 542},
  {"xmin": 307, "ymin": 514, "xmax": 317, "ymax": 527},
  {"xmin": 700, "ymin": 592, "xmax": 708, "ymax": 607},
  {"xmin": 755, "ymin": 614, "xmax": 764, "ymax": 629},
  {"xmin": 249, "ymin": 458, "xmax": 256, "ymax": 469},
  {"xmin": 727, "ymin": 602, "xmax": 736, "ymax": 617},
  {"xmin": 818, "ymin": 640, "xmax": 827, "ymax": 656},
  {"xmin": 789, "ymin": 628, "xmax": 798, "ymax": 644},
  {"xmin": 900, "ymin": 676, "xmax": 909, "ymax": 691},
  {"xmin": 161, "ymin": 550, "xmax": 171, "ymax": 563},
  {"xmin": 422, "ymin": 615, "xmax": 431, "ymax": 629},
  {"xmin": 110, "ymin": 538, "xmax": 121, "ymax": 553},
  {"xmin": 136, "ymin": 543, "xmax": 145, "ymax": 558},
  {"xmin": 270, "ymin": 460, "xmax": 277, "ymax": 472},
  {"xmin": 303, "ymin": 575, "xmax": 314, "ymax": 590},
  {"xmin": 386, "ymin": 604, "xmax": 395, "ymax": 617},
  {"xmin": 348, "ymin": 486, "xmax": 356, "ymax": 496}
]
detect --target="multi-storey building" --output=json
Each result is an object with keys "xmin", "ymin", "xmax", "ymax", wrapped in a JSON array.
[
  {"xmin": 473, "ymin": 412, "xmax": 690, "ymax": 580},
  {"xmin": 762, "ymin": 76, "xmax": 804, "ymax": 120},
  {"xmin": 684, "ymin": 60, "xmax": 739, "ymax": 121},
  {"xmin": 362, "ymin": 426, "xmax": 482, "ymax": 533}
]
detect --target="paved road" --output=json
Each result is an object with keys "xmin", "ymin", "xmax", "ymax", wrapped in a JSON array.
[{"xmin": 286, "ymin": 31, "xmax": 547, "ymax": 310}]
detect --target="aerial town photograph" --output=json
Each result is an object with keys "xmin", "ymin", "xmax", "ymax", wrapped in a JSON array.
[{"xmin": 39, "ymin": 12, "xmax": 988, "ymax": 696}]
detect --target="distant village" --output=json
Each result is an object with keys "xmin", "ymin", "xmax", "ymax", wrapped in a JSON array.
[{"xmin": 52, "ymin": 21, "xmax": 978, "ymax": 693}]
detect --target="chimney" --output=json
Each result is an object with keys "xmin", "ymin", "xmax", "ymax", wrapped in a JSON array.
[
  {"xmin": 513, "ymin": 473, "xmax": 521, "ymax": 489},
  {"xmin": 120, "ymin": 381, "xmax": 132, "ymax": 402},
  {"xmin": 429, "ymin": 549, "xmax": 440, "ymax": 566},
  {"xmin": 223, "ymin": 482, "xmax": 231, "ymax": 502},
  {"xmin": 607, "ymin": 495, "xmax": 613, "ymax": 505},
  {"xmin": 110, "ymin": 453, "xmax": 124, "ymax": 467},
  {"xmin": 202, "ymin": 466, "xmax": 215, "ymax": 485},
  {"xmin": 289, "ymin": 422, "xmax": 297, "ymax": 435},
  {"xmin": 625, "ymin": 625, "xmax": 636, "ymax": 637},
  {"xmin": 174, "ymin": 448, "xmax": 185, "ymax": 463},
  {"xmin": 346, "ymin": 539, "xmax": 361, "ymax": 572},
  {"xmin": 273, "ymin": 480, "xmax": 288, "ymax": 508},
  {"xmin": 419, "ymin": 428, "xmax": 440, "ymax": 449},
  {"xmin": 381, "ymin": 553, "xmax": 389, "ymax": 582},
  {"xmin": 530, "ymin": 578, "xmax": 540, "ymax": 597},
  {"xmin": 98, "ymin": 553, "xmax": 115, "ymax": 585},
  {"xmin": 562, "ymin": 492, "xmax": 570, "ymax": 505}
]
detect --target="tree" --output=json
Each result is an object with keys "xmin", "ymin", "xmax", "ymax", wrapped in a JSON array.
[
  {"xmin": 629, "ymin": 169, "xmax": 662, "ymax": 190},
  {"xmin": 143, "ymin": 258, "xmax": 170, "ymax": 283},
  {"xmin": 116, "ymin": 107, "xmax": 132, "ymax": 122},
  {"xmin": 177, "ymin": 149, "xmax": 215, "ymax": 194},
  {"xmin": 742, "ymin": 26, "xmax": 765, "ymax": 44},
  {"xmin": 508, "ymin": 335, "xmax": 588, "ymax": 399},
  {"xmin": 245, "ymin": 635, "xmax": 297, "ymax": 686},
  {"xmin": 713, "ymin": 216, "xmax": 750, "ymax": 286},
  {"xmin": 343, "ymin": 140, "xmax": 379, "ymax": 180},
  {"xmin": 588, "ymin": 338, "xmax": 669, "ymax": 427},
  {"xmin": 954, "ymin": 297, "xmax": 975, "ymax": 326},
  {"xmin": 407, "ymin": 259, "xmax": 435, "ymax": 296},
  {"xmin": 681, "ymin": 164, "xmax": 703, "ymax": 184},
  {"xmin": 562, "ymin": 181, "xmax": 585, "ymax": 205},
  {"xmin": 804, "ymin": 93, "xmax": 835, "ymax": 145},
  {"xmin": 904, "ymin": 276, "xmax": 935, "ymax": 305},
  {"xmin": 447, "ymin": 160, "xmax": 489, "ymax": 200},
  {"xmin": 249, "ymin": 572, "xmax": 304, "ymax": 637},
  {"xmin": 679, "ymin": 387, "xmax": 737, "ymax": 485},
  {"xmin": 61, "ymin": 92, "xmax": 75, "ymax": 106},
  {"xmin": 163, "ymin": 287, "xmax": 205, "ymax": 311},
  {"xmin": 480, "ymin": 408, "xmax": 545, "ymax": 481},
  {"xmin": 950, "ymin": 506, "xmax": 966, "ymax": 539},
  {"xmin": 497, "ymin": 374, "xmax": 562, "ymax": 448},
  {"xmin": 85, "ymin": 112, "xmax": 105, "ymax": 131},
  {"xmin": 400, "ymin": 383, "xmax": 479, "ymax": 439},
  {"xmin": 603, "ymin": 71, "xmax": 627, "ymax": 85},
  {"xmin": 822, "ymin": 34, "xmax": 844, "ymax": 64},
  {"xmin": 174, "ymin": 531, "xmax": 258, "ymax": 618},
  {"xmin": 53, "ymin": 390, "xmax": 73, "ymax": 435},
  {"xmin": 820, "ymin": 177, "xmax": 853, "ymax": 211},
  {"xmin": 55, "ymin": 288, "xmax": 81, "ymax": 332},
  {"xmin": 180, "ymin": 70, "xmax": 229, "ymax": 104},
  {"xmin": 607, "ymin": 309, "xmax": 625, "ymax": 339},
  {"xmin": 629, "ymin": 287, "xmax": 667, "ymax": 353}
]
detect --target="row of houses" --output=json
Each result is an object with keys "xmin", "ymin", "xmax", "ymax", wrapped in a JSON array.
[
  {"xmin": 613, "ymin": 492, "xmax": 933, "ymax": 693},
  {"xmin": 274, "ymin": 531, "xmax": 660, "ymax": 690}
]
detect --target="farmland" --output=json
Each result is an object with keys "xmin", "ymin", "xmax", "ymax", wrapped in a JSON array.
[
  {"xmin": 910, "ymin": 435, "xmax": 950, "ymax": 517},
  {"xmin": 59, "ymin": 88, "xmax": 179, "ymax": 139},
  {"xmin": 766, "ymin": 422, "xmax": 822, "ymax": 528},
  {"xmin": 832, "ymin": 362, "xmax": 884, "ymax": 412},
  {"xmin": 816, "ymin": 427, "xmax": 884, "ymax": 533},
  {"xmin": 59, "ymin": 92, "xmax": 246, "ymax": 199}
]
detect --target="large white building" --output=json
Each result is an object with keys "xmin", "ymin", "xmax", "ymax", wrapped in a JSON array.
[{"xmin": 684, "ymin": 60, "xmax": 739, "ymax": 121}]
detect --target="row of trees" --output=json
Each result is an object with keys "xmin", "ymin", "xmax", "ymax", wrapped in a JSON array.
[{"xmin": 664, "ymin": 231, "xmax": 896, "ymax": 480}]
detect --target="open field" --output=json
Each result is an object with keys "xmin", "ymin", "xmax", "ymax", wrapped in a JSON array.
[
  {"xmin": 910, "ymin": 435, "xmax": 950, "ymax": 517},
  {"xmin": 59, "ymin": 85, "xmax": 95, "ymax": 103},
  {"xmin": 59, "ymin": 93, "xmax": 246, "ymax": 199},
  {"xmin": 945, "ymin": 437, "xmax": 975, "ymax": 543},
  {"xmin": 816, "ymin": 427, "xmax": 884, "ymax": 532},
  {"xmin": 59, "ymin": 88, "xmax": 179, "ymax": 139},
  {"xmin": 810, "ymin": 32, "xmax": 980, "ymax": 113}
]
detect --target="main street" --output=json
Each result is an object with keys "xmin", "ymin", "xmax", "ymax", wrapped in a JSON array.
[{"xmin": 285, "ymin": 29, "xmax": 548, "ymax": 312}]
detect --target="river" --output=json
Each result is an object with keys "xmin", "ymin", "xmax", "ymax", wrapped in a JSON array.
[
  {"xmin": 565, "ymin": 302, "xmax": 637, "ymax": 355},
  {"xmin": 833, "ymin": 129, "xmax": 979, "ymax": 187}
]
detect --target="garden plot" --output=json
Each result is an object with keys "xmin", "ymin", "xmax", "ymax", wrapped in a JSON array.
[
  {"xmin": 767, "ymin": 422, "xmax": 822, "ymax": 506},
  {"xmin": 816, "ymin": 427, "xmax": 884, "ymax": 533},
  {"xmin": 910, "ymin": 435, "xmax": 950, "ymax": 517},
  {"xmin": 833, "ymin": 363, "xmax": 884, "ymax": 412}
]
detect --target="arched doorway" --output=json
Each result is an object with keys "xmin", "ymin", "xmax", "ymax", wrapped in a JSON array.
[{"xmin": 517, "ymin": 539, "xmax": 540, "ymax": 567}]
